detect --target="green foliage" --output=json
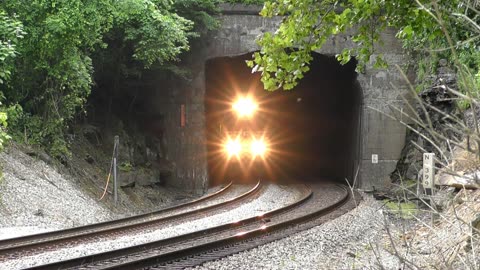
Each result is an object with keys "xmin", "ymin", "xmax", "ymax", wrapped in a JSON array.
[
  {"xmin": 458, "ymin": 47, "xmax": 480, "ymax": 99},
  {"xmin": 251, "ymin": 0, "xmax": 480, "ymax": 91},
  {"xmin": 0, "ymin": 9, "xmax": 24, "ymax": 151},
  {"xmin": 113, "ymin": 0, "xmax": 193, "ymax": 67},
  {"xmin": 0, "ymin": 109, "xmax": 11, "ymax": 151},
  {"xmin": 1, "ymin": 0, "xmax": 115, "ymax": 156},
  {"xmin": 174, "ymin": 0, "xmax": 221, "ymax": 35},
  {"xmin": 0, "ymin": 0, "xmax": 218, "ymax": 157},
  {"xmin": 0, "ymin": 10, "xmax": 24, "ymax": 85}
]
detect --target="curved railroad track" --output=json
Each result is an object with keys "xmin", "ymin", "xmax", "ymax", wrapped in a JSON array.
[
  {"xmin": 24, "ymin": 182, "xmax": 356, "ymax": 270},
  {"xmin": 0, "ymin": 181, "xmax": 263, "ymax": 261}
]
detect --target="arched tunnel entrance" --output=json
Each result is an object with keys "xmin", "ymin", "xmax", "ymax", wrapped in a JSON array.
[{"xmin": 205, "ymin": 52, "xmax": 362, "ymax": 186}]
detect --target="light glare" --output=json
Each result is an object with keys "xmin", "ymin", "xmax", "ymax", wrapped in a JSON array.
[
  {"xmin": 225, "ymin": 139, "xmax": 242, "ymax": 156},
  {"xmin": 250, "ymin": 139, "xmax": 267, "ymax": 156},
  {"xmin": 232, "ymin": 97, "xmax": 257, "ymax": 117}
]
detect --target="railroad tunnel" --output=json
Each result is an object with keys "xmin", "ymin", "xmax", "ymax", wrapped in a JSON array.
[{"xmin": 205, "ymin": 52, "xmax": 362, "ymax": 186}]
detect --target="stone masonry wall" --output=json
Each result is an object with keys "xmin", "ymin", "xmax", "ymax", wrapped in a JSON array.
[{"xmin": 164, "ymin": 4, "xmax": 411, "ymax": 191}]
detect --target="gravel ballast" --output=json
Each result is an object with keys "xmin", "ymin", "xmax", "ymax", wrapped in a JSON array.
[
  {"xmin": 0, "ymin": 184, "xmax": 303, "ymax": 269},
  {"xmin": 0, "ymin": 145, "xmax": 214, "ymax": 240},
  {"xmin": 185, "ymin": 184, "xmax": 254, "ymax": 213},
  {"xmin": 191, "ymin": 190, "xmax": 480, "ymax": 270},
  {"xmin": 0, "ymin": 146, "xmax": 115, "ymax": 236},
  {"xmin": 191, "ymin": 194, "xmax": 386, "ymax": 270},
  {"xmin": 4, "ymin": 142, "xmax": 476, "ymax": 269}
]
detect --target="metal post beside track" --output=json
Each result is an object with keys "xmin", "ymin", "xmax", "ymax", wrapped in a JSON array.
[{"xmin": 114, "ymin": 135, "xmax": 119, "ymax": 205}]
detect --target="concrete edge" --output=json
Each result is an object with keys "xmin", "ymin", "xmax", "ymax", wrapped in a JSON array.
[{"xmin": 219, "ymin": 3, "xmax": 263, "ymax": 15}]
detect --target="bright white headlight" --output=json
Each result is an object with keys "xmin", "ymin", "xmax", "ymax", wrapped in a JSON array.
[
  {"xmin": 250, "ymin": 139, "xmax": 267, "ymax": 157},
  {"xmin": 225, "ymin": 139, "xmax": 242, "ymax": 156},
  {"xmin": 232, "ymin": 97, "xmax": 257, "ymax": 118}
]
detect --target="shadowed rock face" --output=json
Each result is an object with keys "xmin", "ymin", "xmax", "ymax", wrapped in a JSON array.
[{"xmin": 205, "ymin": 52, "xmax": 361, "ymax": 185}]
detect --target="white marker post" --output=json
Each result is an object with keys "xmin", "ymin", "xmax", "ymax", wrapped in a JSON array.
[
  {"xmin": 423, "ymin": 153, "xmax": 435, "ymax": 195},
  {"xmin": 372, "ymin": 154, "xmax": 378, "ymax": 164}
]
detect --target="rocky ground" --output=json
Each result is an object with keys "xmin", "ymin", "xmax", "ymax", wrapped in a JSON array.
[
  {"xmin": 1, "ymin": 184, "xmax": 302, "ymax": 269},
  {"xmin": 191, "ymin": 188, "xmax": 479, "ymax": 270},
  {"xmin": 191, "ymin": 194, "xmax": 385, "ymax": 270},
  {"xmin": 0, "ymin": 143, "xmax": 194, "ymax": 239},
  {"xmin": 1, "ymin": 131, "xmax": 479, "ymax": 269}
]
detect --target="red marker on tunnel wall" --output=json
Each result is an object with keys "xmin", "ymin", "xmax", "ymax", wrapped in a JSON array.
[{"xmin": 181, "ymin": 104, "xmax": 186, "ymax": 127}]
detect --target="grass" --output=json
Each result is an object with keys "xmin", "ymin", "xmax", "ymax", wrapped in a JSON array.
[{"xmin": 384, "ymin": 200, "xmax": 418, "ymax": 219}]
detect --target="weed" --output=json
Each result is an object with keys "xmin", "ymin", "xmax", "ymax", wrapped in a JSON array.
[
  {"xmin": 384, "ymin": 200, "xmax": 418, "ymax": 219},
  {"xmin": 119, "ymin": 162, "xmax": 133, "ymax": 172}
]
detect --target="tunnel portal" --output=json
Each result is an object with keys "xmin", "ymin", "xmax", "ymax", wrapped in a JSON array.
[{"xmin": 205, "ymin": 52, "xmax": 362, "ymax": 186}]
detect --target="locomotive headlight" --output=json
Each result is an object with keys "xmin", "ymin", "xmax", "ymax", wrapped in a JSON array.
[
  {"xmin": 232, "ymin": 97, "xmax": 257, "ymax": 117},
  {"xmin": 225, "ymin": 139, "xmax": 242, "ymax": 156},
  {"xmin": 250, "ymin": 139, "xmax": 267, "ymax": 157}
]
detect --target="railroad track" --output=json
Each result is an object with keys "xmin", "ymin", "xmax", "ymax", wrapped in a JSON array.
[
  {"xmin": 0, "ymin": 181, "xmax": 263, "ymax": 261},
  {"xmin": 24, "ymin": 182, "xmax": 355, "ymax": 270}
]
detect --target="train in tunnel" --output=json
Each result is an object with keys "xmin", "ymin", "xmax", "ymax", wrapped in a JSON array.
[
  {"xmin": 205, "ymin": 52, "xmax": 362, "ymax": 186},
  {"xmin": 207, "ymin": 93, "xmax": 274, "ymax": 184}
]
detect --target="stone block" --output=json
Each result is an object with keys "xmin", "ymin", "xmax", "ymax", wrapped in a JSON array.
[
  {"xmin": 359, "ymin": 159, "xmax": 397, "ymax": 190},
  {"xmin": 361, "ymin": 109, "xmax": 406, "ymax": 160}
]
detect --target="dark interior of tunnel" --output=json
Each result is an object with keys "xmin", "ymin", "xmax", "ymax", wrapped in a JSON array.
[{"xmin": 205, "ymin": 52, "xmax": 362, "ymax": 186}]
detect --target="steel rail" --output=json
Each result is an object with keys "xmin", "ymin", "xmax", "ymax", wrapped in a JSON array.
[
  {"xmin": 101, "ymin": 184, "xmax": 350, "ymax": 270},
  {"xmin": 25, "ymin": 184, "xmax": 311, "ymax": 270},
  {"xmin": 0, "ymin": 181, "xmax": 263, "ymax": 259},
  {"xmin": 0, "ymin": 181, "xmax": 233, "ymax": 251}
]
